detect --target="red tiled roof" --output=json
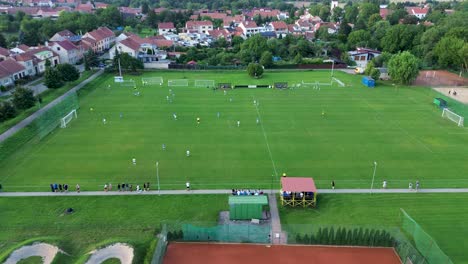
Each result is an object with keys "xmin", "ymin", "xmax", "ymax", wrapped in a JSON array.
[
  {"xmin": 158, "ymin": 22, "xmax": 175, "ymax": 29},
  {"xmin": 241, "ymin": 21, "xmax": 257, "ymax": 28},
  {"xmin": 87, "ymin": 27, "xmax": 114, "ymax": 42},
  {"xmin": 406, "ymin": 7, "xmax": 429, "ymax": 15},
  {"xmin": 18, "ymin": 44, "xmax": 30, "ymax": 51},
  {"xmin": 0, "ymin": 47, "xmax": 10, "ymax": 57},
  {"xmin": 186, "ymin": 20, "xmax": 213, "ymax": 28},
  {"xmin": 281, "ymin": 177, "xmax": 317, "ymax": 193},
  {"xmin": 119, "ymin": 38, "xmax": 141, "ymax": 51},
  {"xmin": 271, "ymin": 21, "xmax": 287, "ymax": 30},
  {"xmin": 119, "ymin": 6, "xmax": 141, "ymax": 14},
  {"xmin": 95, "ymin": 2, "xmax": 108, "ymax": 8},
  {"xmin": 55, "ymin": 30, "xmax": 75, "ymax": 38},
  {"xmin": 76, "ymin": 3, "xmax": 93, "ymax": 12},
  {"xmin": 379, "ymin": 8, "xmax": 392, "ymax": 19},
  {"xmin": 0, "ymin": 59, "xmax": 25, "ymax": 78},
  {"xmin": 55, "ymin": 39, "xmax": 78, "ymax": 51},
  {"xmin": 151, "ymin": 39, "xmax": 173, "ymax": 47}
]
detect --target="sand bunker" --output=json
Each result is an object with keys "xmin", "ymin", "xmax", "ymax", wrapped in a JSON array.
[
  {"xmin": 433, "ymin": 87, "xmax": 468, "ymax": 104},
  {"xmin": 4, "ymin": 242, "xmax": 60, "ymax": 264},
  {"xmin": 85, "ymin": 243, "xmax": 134, "ymax": 264}
]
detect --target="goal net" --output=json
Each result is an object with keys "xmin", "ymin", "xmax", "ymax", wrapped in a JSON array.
[
  {"xmin": 168, "ymin": 79, "xmax": 189, "ymax": 87},
  {"xmin": 120, "ymin": 80, "xmax": 136, "ymax": 88},
  {"xmin": 142, "ymin": 77, "xmax": 163, "ymax": 86},
  {"xmin": 442, "ymin": 108, "xmax": 464, "ymax": 127},
  {"xmin": 60, "ymin": 109, "xmax": 77, "ymax": 128},
  {"xmin": 195, "ymin": 80, "xmax": 215, "ymax": 88}
]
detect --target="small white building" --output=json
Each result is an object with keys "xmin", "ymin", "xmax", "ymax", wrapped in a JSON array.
[
  {"xmin": 185, "ymin": 21, "xmax": 213, "ymax": 34},
  {"xmin": 348, "ymin": 48, "xmax": 381, "ymax": 70},
  {"xmin": 158, "ymin": 22, "xmax": 176, "ymax": 35},
  {"xmin": 49, "ymin": 40, "xmax": 82, "ymax": 64}
]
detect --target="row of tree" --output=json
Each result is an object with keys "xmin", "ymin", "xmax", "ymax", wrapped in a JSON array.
[
  {"xmin": 294, "ymin": 227, "xmax": 396, "ymax": 247},
  {"xmin": 0, "ymin": 87, "xmax": 37, "ymax": 122}
]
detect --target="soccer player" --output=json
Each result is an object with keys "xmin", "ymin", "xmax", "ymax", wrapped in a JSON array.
[
  {"xmin": 237, "ymin": 120, "xmax": 240, "ymax": 127},
  {"xmin": 197, "ymin": 117, "xmax": 200, "ymax": 125},
  {"xmin": 256, "ymin": 118, "xmax": 260, "ymax": 125},
  {"xmin": 253, "ymin": 100, "xmax": 257, "ymax": 105},
  {"xmin": 186, "ymin": 150, "xmax": 190, "ymax": 157},
  {"xmin": 90, "ymin": 107, "xmax": 94, "ymax": 112},
  {"xmin": 217, "ymin": 112, "xmax": 220, "ymax": 118},
  {"xmin": 229, "ymin": 98, "xmax": 233, "ymax": 102},
  {"xmin": 132, "ymin": 158, "xmax": 136, "ymax": 165},
  {"xmin": 186, "ymin": 181, "xmax": 190, "ymax": 191},
  {"xmin": 173, "ymin": 113, "xmax": 177, "ymax": 120},
  {"xmin": 162, "ymin": 144, "xmax": 166, "ymax": 151},
  {"xmin": 102, "ymin": 118, "xmax": 107, "ymax": 124},
  {"xmin": 224, "ymin": 90, "xmax": 227, "ymax": 95},
  {"xmin": 322, "ymin": 110, "xmax": 326, "ymax": 118},
  {"xmin": 120, "ymin": 112, "xmax": 123, "ymax": 119},
  {"xmin": 166, "ymin": 95, "xmax": 170, "ymax": 101}
]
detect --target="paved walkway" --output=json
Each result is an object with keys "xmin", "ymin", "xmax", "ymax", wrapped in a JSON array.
[
  {"xmin": 268, "ymin": 194, "xmax": 287, "ymax": 245},
  {"xmin": 1, "ymin": 188, "xmax": 468, "ymax": 197},
  {"xmin": 0, "ymin": 69, "xmax": 104, "ymax": 143}
]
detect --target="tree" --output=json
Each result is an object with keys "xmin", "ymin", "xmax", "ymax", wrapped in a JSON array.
[
  {"xmin": 247, "ymin": 63, "xmax": 264, "ymax": 78},
  {"xmin": 364, "ymin": 61, "xmax": 380, "ymax": 80},
  {"xmin": 84, "ymin": 50, "xmax": 100, "ymax": 70},
  {"xmin": 260, "ymin": 51, "xmax": 273, "ymax": 68},
  {"xmin": 0, "ymin": 101, "xmax": 17, "ymax": 122},
  {"xmin": 388, "ymin": 51, "xmax": 419, "ymax": 85},
  {"xmin": 347, "ymin": 30, "xmax": 371, "ymax": 50},
  {"xmin": 0, "ymin": 33, "xmax": 6, "ymax": 48},
  {"xmin": 44, "ymin": 67, "xmax": 64, "ymax": 89},
  {"xmin": 240, "ymin": 34, "xmax": 268, "ymax": 63},
  {"xmin": 57, "ymin": 64, "xmax": 80, "ymax": 82},
  {"xmin": 114, "ymin": 52, "xmax": 144, "ymax": 73},
  {"xmin": 434, "ymin": 37, "xmax": 465, "ymax": 71},
  {"xmin": 12, "ymin": 87, "xmax": 36, "ymax": 110},
  {"xmin": 141, "ymin": 2, "xmax": 150, "ymax": 14}
]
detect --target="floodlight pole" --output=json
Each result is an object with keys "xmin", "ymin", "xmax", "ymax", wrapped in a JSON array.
[
  {"xmin": 156, "ymin": 161, "xmax": 160, "ymax": 195},
  {"xmin": 370, "ymin": 161, "xmax": 377, "ymax": 194},
  {"xmin": 118, "ymin": 58, "xmax": 122, "ymax": 77}
]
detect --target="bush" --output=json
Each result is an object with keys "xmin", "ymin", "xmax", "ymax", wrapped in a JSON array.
[
  {"xmin": 44, "ymin": 67, "xmax": 64, "ymax": 89},
  {"xmin": 57, "ymin": 63, "xmax": 80, "ymax": 82},
  {"xmin": 246, "ymin": 63, "xmax": 264, "ymax": 78},
  {"xmin": 12, "ymin": 87, "xmax": 36, "ymax": 110},
  {"xmin": 0, "ymin": 101, "xmax": 17, "ymax": 122}
]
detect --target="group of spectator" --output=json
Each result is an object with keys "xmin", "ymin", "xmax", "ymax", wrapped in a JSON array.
[
  {"xmin": 282, "ymin": 191, "xmax": 314, "ymax": 200},
  {"xmin": 49, "ymin": 183, "xmax": 74, "ymax": 192},
  {"xmin": 232, "ymin": 189, "xmax": 264, "ymax": 196},
  {"xmin": 117, "ymin": 182, "xmax": 150, "ymax": 192}
]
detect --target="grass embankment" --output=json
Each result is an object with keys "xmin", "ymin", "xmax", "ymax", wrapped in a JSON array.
[
  {"xmin": 280, "ymin": 193, "xmax": 468, "ymax": 264},
  {"xmin": 0, "ymin": 195, "xmax": 226, "ymax": 263}
]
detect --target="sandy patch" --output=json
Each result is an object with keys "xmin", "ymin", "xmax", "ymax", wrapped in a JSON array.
[
  {"xmin": 85, "ymin": 243, "xmax": 134, "ymax": 264},
  {"xmin": 433, "ymin": 87, "xmax": 468, "ymax": 104},
  {"xmin": 3, "ymin": 243, "xmax": 60, "ymax": 264}
]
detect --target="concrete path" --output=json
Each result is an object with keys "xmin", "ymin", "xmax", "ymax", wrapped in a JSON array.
[
  {"xmin": 1, "ymin": 188, "xmax": 468, "ymax": 197},
  {"xmin": 268, "ymin": 194, "xmax": 287, "ymax": 245},
  {"xmin": 3, "ymin": 243, "xmax": 61, "ymax": 264},
  {"xmin": 0, "ymin": 69, "xmax": 104, "ymax": 143},
  {"xmin": 85, "ymin": 243, "xmax": 133, "ymax": 264}
]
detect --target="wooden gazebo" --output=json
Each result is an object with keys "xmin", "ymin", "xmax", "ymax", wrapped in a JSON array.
[{"xmin": 280, "ymin": 177, "xmax": 317, "ymax": 207}]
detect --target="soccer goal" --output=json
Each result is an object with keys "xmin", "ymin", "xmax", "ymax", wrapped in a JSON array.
[
  {"xmin": 195, "ymin": 80, "xmax": 215, "ymax": 88},
  {"xmin": 120, "ymin": 80, "xmax": 136, "ymax": 88},
  {"xmin": 142, "ymin": 77, "xmax": 163, "ymax": 86},
  {"xmin": 442, "ymin": 108, "xmax": 464, "ymax": 127},
  {"xmin": 332, "ymin": 77, "xmax": 345, "ymax": 87},
  {"xmin": 60, "ymin": 109, "xmax": 77, "ymax": 128},
  {"xmin": 168, "ymin": 79, "xmax": 189, "ymax": 87}
]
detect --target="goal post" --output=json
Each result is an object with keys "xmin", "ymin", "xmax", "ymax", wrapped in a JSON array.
[
  {"xmin": 168, "ymin": 79, "xmax": 189, "ymax": 87},
  {"xmin": 142, "ymin": 77, "xmax": 163, "ymax": 86},
  {"xmin": 195, "ymin": 80, "xmax": 215, "ymax": 88},
  {"xmin": 120, "ymin": 80, "xmax": 136, "ymax": 88},
  {"xmin": 60, "ymin": 109, "xmax": 77, "ymax": 128},
  {"xmin": 442, "ymin": 108, "xmax": 464, "ymax": 127}
]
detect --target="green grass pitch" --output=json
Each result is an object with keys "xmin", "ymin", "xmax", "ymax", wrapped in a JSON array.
[{"xmin": 0, "ymin": 70, "xmax": 467, "ymax": 191}]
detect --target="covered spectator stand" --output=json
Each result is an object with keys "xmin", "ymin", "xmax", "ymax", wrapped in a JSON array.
[
  {"xmin": 229, "ymin": 196, "xmax": 268, "ymax": 220},
  {"xmin": 280, "ymin": 177, "xmax": 317, "ymax": 207}
]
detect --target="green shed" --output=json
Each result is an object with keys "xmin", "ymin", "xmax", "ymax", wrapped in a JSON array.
[{"xmin": 229, "ymin": 196, "xmax": 268, "ymax": 220}]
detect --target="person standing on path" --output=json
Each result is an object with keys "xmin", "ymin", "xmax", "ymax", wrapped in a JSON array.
[
  {"xmin": 416, "ymin": 180, "xmax": 420, "ymax": 192},
  {"xmin": 409, "ymin": 182, "xmax": 413, "ymax": 191},
  {"xmin": 186, "ymin": 181, "xmax": 190, "ymax": 191},
  {"xmin": 331, "ymin": 180, "xmax": 335, "ymax": 190},
  {"xmin": 76, "ymin": 184, "xmax": 80, "ymax": 193},
  {"xmin": 382, "ymin": 180, "xmax": 387, "ymax": 189}
]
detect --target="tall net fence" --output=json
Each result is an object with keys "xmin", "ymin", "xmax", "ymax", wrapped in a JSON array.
[
  {"xmin": 151, "ymin": 224, "xmax": 168, "ymax": 264},
  {"xmin": 400, "ymin": 209, "xmax": 453, "ymax": 264},
  {"xmin": 0, "ymin": 92, "xmax": 79, "ymax": 162},
  {"xmin": 182, "ymin": 223, "xmax": 271, "ymax": 244}
]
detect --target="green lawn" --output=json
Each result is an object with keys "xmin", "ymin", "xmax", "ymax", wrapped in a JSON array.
[
  {"xmin": 279, "ymin": 193, "xmax": 468, "ymax": 264},
  {"xmin": 0, "ymin": 195, "xmax": 226, "ymax": 263},
  {"xmin": 0, "ymin": 70, "xmax": 467, "ymax": 192}
]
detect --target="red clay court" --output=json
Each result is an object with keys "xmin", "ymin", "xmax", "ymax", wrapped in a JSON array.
[{"xmin": 163, "ymin": 242, "xmax": 402, "ymax": 264}]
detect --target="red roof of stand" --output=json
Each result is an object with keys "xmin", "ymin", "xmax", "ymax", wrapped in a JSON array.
[{"xmin": 281, "ymin": 177, "xmax": 317, "ymax": 193}]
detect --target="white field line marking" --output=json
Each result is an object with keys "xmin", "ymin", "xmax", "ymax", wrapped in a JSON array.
[{"xmin": 253, "ymin": 97, "xmax": 278, "ymax": 179}]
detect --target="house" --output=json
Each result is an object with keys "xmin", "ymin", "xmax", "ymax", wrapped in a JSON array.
[
  {"xmin": 379, "ymin": 8, "xmax": 393, "ymax": 20},
  {"xmin": 49, "ymin": 40, "xmax": 82, "ymax": 64},
  {"xmin": 238, "ymin": 21, "xmax": 263, "ymax": 38},
  {"xmin": 9, "ymin": 45, "xmax": 30, "ymax": 54},
  {"xmin": 0, "ymin": 47, "xmax": 10, "ymax": 61},
  {"xmin": 50, "ymin": 30, "xmax": 76, "ymax": 42},
  {"xmin": 348, "ymin": 48, "xmax": 381, "ymax": 69},
  {"xmin": 12, "ymin": 52, "xmax": 35, "ymax": 77},
  {"xmin": 94, "ymin": 2, "xmax": 108, "ymax": 9},
  {"xmin": 405, "ymin": 7, "xmax": 429, "ymax": 19},
  {"xmin": 0, "ymin": 59, "xmax": 27, "ymax": 87},
  {"xmin": 270, "ymin": 21, "xmax": 288, "ymax": 37},
  {"xmin": 158, "ymin": 22, "xmax": 176, "ymax": 35},
  {"xmin": 119, "ymin": 7, "xmax": 141, "ymax": 18},
  {"xmin": 83, "ymin": 27, "xmax": 115, "ymax": 53},
  {"xmin": 185, "ymin": 21, "xmax": 213, "ymax": 34},
  {"xmin": 110, "ymin": 35, "xmax": 167, "ymax": 64},
  {"xmin": 314, "ymin": 22, "xmax": 339, "ymax": 34},
  {"xmin": 76, "ymin": 2, "xmax": 94, "ymax": 13},
  {"xmin": 208, "ymin": 28, "xmax": 231, "ymax": 41}
]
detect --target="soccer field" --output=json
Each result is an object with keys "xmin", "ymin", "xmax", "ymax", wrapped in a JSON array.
[{"xmin": 1, "ymin": 70, "xmax": 467, "ymax": 191}]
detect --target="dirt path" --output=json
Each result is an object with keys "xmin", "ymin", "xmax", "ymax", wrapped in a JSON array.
[
  {"xmin": 85, "ymin": 243, "xmax": 133, "ymax": 264},
  {"xmin": 433, "ymin": 87, "xmax": 468, "ymax": 104},
  {"xmin": 3, "ymin": 243, "xmax": 61, "ymax": 264}
]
